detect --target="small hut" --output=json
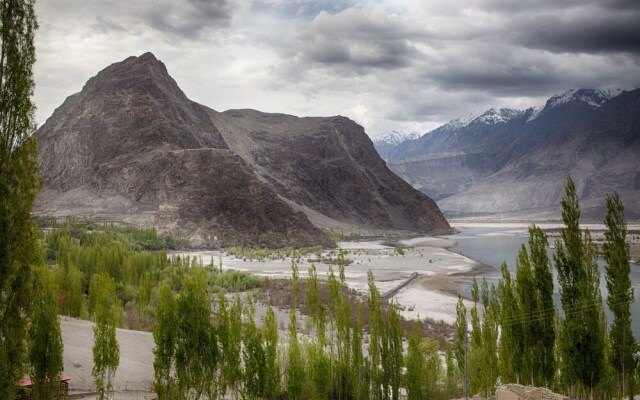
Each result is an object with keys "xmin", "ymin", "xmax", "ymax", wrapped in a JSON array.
[{"xmin": 18, "ymin": 375, "xmax": 71, "ymax": 399}]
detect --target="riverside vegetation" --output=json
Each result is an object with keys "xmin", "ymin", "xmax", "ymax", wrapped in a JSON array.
[{"xmin": 455, "ymin": 178, "xmax": 639, "ymax": 400}]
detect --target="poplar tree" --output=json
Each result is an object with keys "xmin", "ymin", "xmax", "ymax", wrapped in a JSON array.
[
  {"xmin": 603, "ymin": 192, "xmax": 636, "ymax": 398},
  {"xmin": 468, "ymin": 278, "xmax": 484, "ymax": 396},
  {"xmin": 0, "ymin": 1, "xmax": 40, "ymax": 395},
  {"xmin": 263, "ymin": 306, "xmax": 280, "ymax": 399},
  {"xmin": 367, "ymin": 270, "xmax": 383, "ymax": 400},
  {"xmin": 351, "ymin": 303, "xmax": 367, "ymax": 400},
  {"xmin": 480, "ymin": 277, "xmax": 498, "ymax": 395},
  {"xmin": 516, "ymin": 244, "xmax": 536, "ymax": 384},
  {"xmin": 92, "ymin": 275, "xmax": 121, "ymax": 400},
  {"xmin": 28, "ymin": 266, "xmax": 63, "ymax": 400},
  {"xmin": 528, "ymin": 225, "xmax": 555, "ymax": 387},
  {"xmin": 555, "ymin": 177, "xmax": 604, "ymax": 397},
  {"xmin": 445, "ymin": 343, "xmax": 458, "ymax": 398},
  {"xmin": 153, "ymin": 281, "xmax": 178, "ymax": 400},
  {"xmin": 242, "ymin": 297, "xmax": 267, "ymax": 400},
  {"xmin": 498, "ymin": 262, "xmax": 522, "ymax": 384},
  {"xmin": 286, "ymin": 261, "xmax": 306, "ymax": 400},
  {"xmin": 406, "ymin": 322, "xmax": 426, "ymax": 400},
  {"xmin": 454, "ymin": 294, "xmax": 468, "ymax": 387},
  {"xmin": 174, "ymin": 267, "xmax": 217, "ymax": 399}
]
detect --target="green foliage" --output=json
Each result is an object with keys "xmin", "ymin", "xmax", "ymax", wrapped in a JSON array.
[
  {"xmin": 604, "ymin": 192, "xmax": 637, "ymax": 399},
  {"xmin": 92, "ymin": 275, "xmax": 121, "ymax": 400},
  {"xmin": 0, "ymin": 0, "xmax": 40, "ymax": 395},
  {"xmin": 41, "ymin": 221, "xmax": 262, "ymax": 331},
  {"xmin": 454, "ymin": 294, "xmax": 467, "ymax": 380},
  {"xmin": 28, "ymin": 266, "xmax": 64, "ymax": 400},
  {"xmin": 445, "ymin": 343, "xmax": 458, "ymax": 398},
  {"xmin": 528, "ymin": 225, "xmax": 556, "ymax": 387},
  {"xmin": 153, "ymin": 282, "xmax": 178, "ymax": 400},
  {"xmin": 555, "ymin": 177, "xmax": 605, "ymax": 394},
  {"xmin": 217, "ymin": 292, "xmax": 243, "ymax": 397},
  {"xmin": 225, "ymin": 245, "xmax": 323, "ymax": 262},
  {"xmin": 174, "ymin": 267, "xmax": 217, "ymax": 399},
  {"xmin": 406, "ymin": 322, "xmax": 427, "ymax": 400}
]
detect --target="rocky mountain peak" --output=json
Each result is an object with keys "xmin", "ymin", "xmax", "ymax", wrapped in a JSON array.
[{"xmin": 35, "ymin": 53, "xmax": 452, "ymax": 248}]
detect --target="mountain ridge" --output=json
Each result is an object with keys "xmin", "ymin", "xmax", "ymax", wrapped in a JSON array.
[
  {"xmin": 35, "ymin": 53, "xmax": 452, "ymax": 247},
  {"xmin": 382, "ymin": 88, "xmax": 640, "ymax": 219}
]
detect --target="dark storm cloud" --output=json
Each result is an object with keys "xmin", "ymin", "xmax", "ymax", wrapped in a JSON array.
[
  {"xmin": 513, "ymin": 11, "xmax": 640, "ymax": 54},
  {"xmin": 276, "ymin": 9, "xmax": 425, "ymax": 73},
  {"xmin": 140, "ymin": 0, "xmax": 234, "ymax": 40}
]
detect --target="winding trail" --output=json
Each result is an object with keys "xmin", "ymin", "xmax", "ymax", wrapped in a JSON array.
[{"xmin": 381, "ymin": 272, "xmax": 418, "ymax": 301}]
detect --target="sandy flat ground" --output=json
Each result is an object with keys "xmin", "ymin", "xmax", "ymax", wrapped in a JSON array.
[
  {"xmin": 176, "ymin": 235, "xmax": 486, "ymax": 325},
  {"xmin": 61, "ymin": 317, "xmax": 155, "ymax": 394}
]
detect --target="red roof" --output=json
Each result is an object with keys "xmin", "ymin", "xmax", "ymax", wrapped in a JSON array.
[{"xmin": 21, "ymin": 375, "xmax": 72, "ymax": 387}]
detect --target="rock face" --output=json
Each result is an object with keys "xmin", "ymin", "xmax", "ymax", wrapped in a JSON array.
[
  {"xmin": 35, "ymin": 53, "xmax": 451, "ymax": 247},
  {"xmin": 384, "ymin": 89, "xmax": 640, "ymax": 220}
]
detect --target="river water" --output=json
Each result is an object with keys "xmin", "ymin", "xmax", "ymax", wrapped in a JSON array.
[{"xmin": 446, "ymin": 224, "xmax": 640, "ymax": 339}]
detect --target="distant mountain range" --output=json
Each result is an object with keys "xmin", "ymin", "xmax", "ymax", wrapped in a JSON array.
[
  {"xmin": 34, "ymin": 53, "xmax": 451, "ymax": 248},
  {"xmin": 379, "ymin": 88, "xmax": 640, "ymax": 220},
  {"xmin": 372, "ymin": 131, "xmax": 421, "ymax": 158}
]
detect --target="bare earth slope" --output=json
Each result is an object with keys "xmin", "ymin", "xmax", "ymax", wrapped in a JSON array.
[
  {"xmin": 35, "ymin": 53, "xmax": 451, "ymax": 246},
  {"xmin": 209, "ymin": 109, "xmax": 451, "ymax": 234}
]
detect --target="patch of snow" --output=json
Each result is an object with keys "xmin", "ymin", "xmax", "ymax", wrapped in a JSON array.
[
  {"xmin": 528, "ymin": 88, "xmax": 625, "ymax": 122},
  {"xmin": 440, "ymin": 108, "xmax": 525, "ymax": 131},
  {"xmin": 371, "ymin": 130, "xmax": 421, "ymax": 145}
]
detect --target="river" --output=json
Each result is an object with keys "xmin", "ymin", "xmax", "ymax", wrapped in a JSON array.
[{"xmin": 447, "ymin": 223, "xmax": 640, "ymax": 339}]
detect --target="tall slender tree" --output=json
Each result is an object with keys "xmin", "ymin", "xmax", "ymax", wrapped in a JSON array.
[
  {"xmin": 0, "ymin": 0, "xmax": 40, "ymax": 396},
  {"xmin": 498, "ymin": 262, "xmax": 523, "ymax": 384},
  {"xmin": 28, "ymin": 266, "xmax": 64, "ymax": 400},
  {"xmin": 555, "ymin": 177, "xmax": 604, "ymax": 397},
  {"xmin": 603, "ymin": 192, "xmax": 637, "ymax": 399},
  {"xmin": 153, "ymin": 281, "xmax": 178, "ymax": 400},
  {"xmin": 92, "ymin": 275, "xmax": 121, "ymax": 400},
  {"xmin": 528, "ymin": 225, "xmax": 555, "ymax": 387},
  {"xmin": 286, "ymin": 261, "xmax": 306, "ymax": 400}
]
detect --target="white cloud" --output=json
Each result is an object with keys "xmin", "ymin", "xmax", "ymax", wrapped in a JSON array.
[{"xmin": 33, "ymin": 0, "xmax": 640, "ymax": 136}]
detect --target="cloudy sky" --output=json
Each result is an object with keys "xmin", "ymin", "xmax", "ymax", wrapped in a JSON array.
[{"xmin": 34, "ymin": 0, "xmax": 640, "ymax": 137}]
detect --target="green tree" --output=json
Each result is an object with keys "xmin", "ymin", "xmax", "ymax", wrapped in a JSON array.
[
  {"xmin": 405, "ymin": 322, "xmax": 426, "ymax": 400},
  {"xmin": 174, "ymin": 267, "xmax": 217, "ymax": 399},
  {"xmin": 516, "ymin": 244, "xmax": 536, "ymax": 384},
  {"xmin": 498, "ymin": 262, "xmax": 523, "ymax": 384},
  {"xmin": 242, "ymin": 296, "xmax": 267, "ymax": 400},
  {"xmin": 263, "ymin": 306, "xmax": 280, "ymax": 399},
  {"xmin": 218, "ymin": 292, "xmax": 243, "ymax": 397},
  {"xmin": 153, "ymin": 281, "xmax": 178, "ymax": 400},
  {"xmin": 0, "ymin": 0, "xmax": 40, "ymax": 395},
  {"xmin": 28, "ymin": 266, "xmax": 64, "ymax": 400},
  {"xmin": 286, "ymin": 262, "xmax": 306, "ymax": 400},
  {"xmin": 351, "ymin": 303, "xmax": 367, "ymax": 400},
  {"xmin": 555, "ymin": 177, "xmax": 605, "ymax": 397},
  {"xmin": 445, "ymin": 343, "xmax": 458, "ymax": 398},
  {"xmin": 367, "ymin": 270, "xmax": 382, "ymax": 400},
  {"xmin": 603, "ymin": 192, "xmax": 637, "ymax": 399},
  {"xmin": 528, "ymin": 225, "xmax": 555, "ymax": 387},
  {"xmin": 454, "ymin": 294, "xmax": 468, "ymax": 393},
  {"xmin": 92, "ymin": 275, "xmax": 121, "ymax": 400}
]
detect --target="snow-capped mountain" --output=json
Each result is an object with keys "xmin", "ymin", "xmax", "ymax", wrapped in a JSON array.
[
  {"xmin": 527, "ymin": 88, "xmax": 624, "ymax": 122},
  {"xmin": 443, "ymin": 108, "xmax": 526, "ymax": 131},
  {"xmin": 372, "ymin": 130, "xmax": 421, "ymax": 158},
  {"xmin": 384, "ymin": 87, "xmax": 640, "ymax": 218}
]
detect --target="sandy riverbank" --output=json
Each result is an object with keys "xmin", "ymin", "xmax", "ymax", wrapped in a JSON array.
[{"xmin": 176, "ymin": 235, "xmax": 486, "ymax": 325}]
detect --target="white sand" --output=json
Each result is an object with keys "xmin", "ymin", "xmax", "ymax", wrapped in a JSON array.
[{"xmin": 176, "ymin": 237, "xmax": 486, "ymax": 326}]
